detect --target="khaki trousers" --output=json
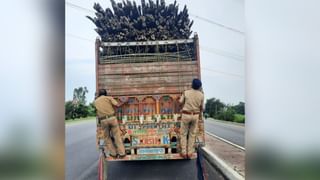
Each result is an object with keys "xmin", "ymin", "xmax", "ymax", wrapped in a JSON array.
[
  {"xmin": 180, "ymin": 114, "xmax": 199, "ymax": 154},
  {"xmin": 101, "ymin": 117, "xmax": 125, "ymax": 156}
]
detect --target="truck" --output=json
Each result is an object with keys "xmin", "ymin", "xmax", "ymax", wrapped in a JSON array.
[{"xmin": 95, "ymin": 34, "xmax": 204, "ymax": 176}]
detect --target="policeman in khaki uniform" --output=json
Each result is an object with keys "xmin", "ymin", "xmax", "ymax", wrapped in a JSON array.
[
  {"xmin": 179, "ymin": 79, "xmax": 204, "ymax": 159},
  {"xmin": 95, "ymin": 89, "xmax": 126, "ymax": 158}
]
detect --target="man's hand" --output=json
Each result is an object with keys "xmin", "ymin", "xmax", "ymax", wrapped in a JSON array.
[
  {"xmin": 199, "ymin": 113, "xmax": 203, "ymax": 121},
  {"xmin": 119, "ymin": 126, "xmax": 127, "ymax": 136},
  {"xmin": 199, "ymin": 105, "xmax": 203, "ymax": 120},
  {"xmin": 116, "ymin": 99, "xmax": 127, "ymax": 107}
]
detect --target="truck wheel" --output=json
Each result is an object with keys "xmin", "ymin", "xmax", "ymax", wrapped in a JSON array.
[{"xmin": 98, "ymin": 155, "xmax": 107, "ymax": 180}]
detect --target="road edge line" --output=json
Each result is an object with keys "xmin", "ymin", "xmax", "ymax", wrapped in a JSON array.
[
  {"xmin": 205, "ymin": 118, "xmax": 245, "ymax": 127},
  {"xmin": 201, "ymin": 147, "xmax": 244, "ymax": 180},
  {"xmin": 205, "ymin": 131, "xmax": 245, "ymax": 151}
]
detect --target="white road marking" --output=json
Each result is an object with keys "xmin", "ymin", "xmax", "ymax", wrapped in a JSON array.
[{"xmin": 206, "ymin": 131, "xmax": 245, "ymax": 151}]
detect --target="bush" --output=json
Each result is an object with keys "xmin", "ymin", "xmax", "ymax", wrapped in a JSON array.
[
  {"xmin": 65, "ymin": 101, "xmax": 95, "ymax": 120},
  {"xmin": 223, "ymin": 108, "xmax": 236, "ymax": 121},
  {"xmin": 234, "ymin": 114, "xmax": 245, "ymax": 123},
  {"xmin": 76, "ymin": 104, "xmax": 89, "ymax": 118},
  {"xmin": 65, "ymin": 101, "xmax": 76, "ymax": 120},
  {"xmin": 88, "ymin": 102, "xmax": 96, "ymax": 117},
  {"xmin": 214, "ymin": 107, "xmax": 236, "ymax": 121}
]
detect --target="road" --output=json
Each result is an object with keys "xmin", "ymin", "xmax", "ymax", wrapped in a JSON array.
[
  {"xmin": 66, "ymin": 120, "xmax": 99, "ymax": 180},
  {"xmin": 204, "ymin": 118, "xmax": 245, "ymax": 147},
  {"xmin": 66, "ymin": 120, "xmax": 225, "ymax": 180}
]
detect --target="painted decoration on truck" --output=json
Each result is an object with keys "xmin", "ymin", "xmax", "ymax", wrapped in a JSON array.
[{"xmin": 131, "ymin": 135, "xmax": 170, "ymax": 146}]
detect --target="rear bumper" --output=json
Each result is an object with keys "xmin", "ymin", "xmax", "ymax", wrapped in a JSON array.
[{"xmin": 106, "ymin": 153, "xmax": 197, "ymax": 161}]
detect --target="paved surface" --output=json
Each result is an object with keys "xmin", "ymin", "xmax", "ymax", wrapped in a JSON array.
[
  {"xmin": 66, "ymin": 120, "xmax": 99, "ymax": 180},
  {"xmin": 204, "ymin": 119, "xmax": 245, "ymax": 147},
  {"xmin": 204, "ymin": 134, "xmax": 245, "ymax": 177},
  {"xmin": 66, "ymin": 120, "xmax": 225, "ymax": 180}
]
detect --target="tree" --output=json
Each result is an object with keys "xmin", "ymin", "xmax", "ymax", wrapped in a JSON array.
[
  {"xmin": 205, "ymin": 98, "xmax": 246, "ymax": 122},
  {"xmin": 204, "ymin": 98, "xmax": 225, "ymax": 118},
  {"xmin": 65, "ymin": 101, "xmax": 77, "ymax": 120},
  {"xmin": 233, "ymin": 102, "xmax": 245, "ymax": 115},
  {"xmin": 73, "ymin": 87, "xmax": 89, "ymax": 105},
  {"xmin": 216, "ymin": 107, "xmax": 236, "ymax": 121},
  {"xmin": 65, "ymin": 86, "xmax": 92, "ymax": 120}
]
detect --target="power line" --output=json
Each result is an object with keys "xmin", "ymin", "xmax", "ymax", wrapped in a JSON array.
[
  {"xmin": 66, "ymin": 33, "xmax": 94, "ymax": 42},
  {"xmin": 66, "ymin": 33, "xmax": 245, "ymax": 65},
  {"xmin": 67, "ymin": 33, "xmax": 244, "ymax": 61},
  {"xmin": 189, "ymin": 13, "xmax": 245, "ymax": 35},
  {"xmin": 66, "ymin": 33, "xmax": 243, "ymax": 79},
  {"xmin": 200, "ymin": 45, "xmax": 244, "ymax": 62},
  {"xmin": 66, "ymin": 1, "xmax": 95, "ymax": 14},
  {"xmin": 66, "ymin": 2, "xmax": 244, "ymax": 79},
  {"xmin": 66, "ymin": 1, "xmax": 245, "ymax": 35},
  {"xmin": 201, "ymin": 67, "xmax": 243, "ymax": 79}
]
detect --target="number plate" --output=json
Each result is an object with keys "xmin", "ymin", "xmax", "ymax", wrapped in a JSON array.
[{"xmin": 137, "ymin": 148, "xmax": 165, "ymax": 154}]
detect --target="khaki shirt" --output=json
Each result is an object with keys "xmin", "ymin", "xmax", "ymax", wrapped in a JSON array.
[
  {"xmin": 94, "ymin": 96, "xmax": 119, "ymax": 117},
  {"xmin": 179, "ymin": 89, "xmax": 204, "ymax": 112}
]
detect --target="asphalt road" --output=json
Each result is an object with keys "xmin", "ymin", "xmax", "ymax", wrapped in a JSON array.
[
  {"xmin": 204, "ymin": 118, "xmax": 245, "ymax": 147},
  {"xmin": 66, "ymin": 120, "xmax": 225, "ymax": 180},
  {"xmin": 66, "ymin": 120, "xmax": 99, "ymax": 180}
]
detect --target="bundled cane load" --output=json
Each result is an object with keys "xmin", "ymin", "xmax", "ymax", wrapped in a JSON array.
[
  {"xmin": 88, "ymin": 0, "xmax": 195, "ymax": 62},
  {"xmin": 87, "ymin": 0, "xmax": 193, "ymax": 42}
]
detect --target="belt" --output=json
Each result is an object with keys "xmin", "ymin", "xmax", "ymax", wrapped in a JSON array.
[
  {"xmin": 98, "ymin": 115, "xmax": 115, "ymax": 121},
  {"xmin": 181, "ymin": 110, "xmax": 200, "ymax": 115}
]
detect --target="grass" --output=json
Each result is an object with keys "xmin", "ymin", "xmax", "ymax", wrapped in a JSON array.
[
  {"xmin": 234, "ymin": 114, "xmax": 245, "ymax": 123},
  {"xmin": 206, "ymin": 114, "xmax": 245, "ymax": 124},
  {"xmin": 65, "ymin": 116, "xmax": 96, "ymax": 125}
]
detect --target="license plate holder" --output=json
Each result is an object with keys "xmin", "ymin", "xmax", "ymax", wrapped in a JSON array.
[{"xmin": 137, "ymin": 148, "xmax": 165, "ymax": 154}]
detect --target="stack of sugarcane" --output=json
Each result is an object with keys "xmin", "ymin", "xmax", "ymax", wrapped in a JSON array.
[{"xmin": 87, "ymin": 0, "xmax": 194, "ymax": 42}]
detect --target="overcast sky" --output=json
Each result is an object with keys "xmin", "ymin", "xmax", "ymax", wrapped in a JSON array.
[{"xmin": 66, "ymin": 0, "xmax": 245, "ymax": 104}]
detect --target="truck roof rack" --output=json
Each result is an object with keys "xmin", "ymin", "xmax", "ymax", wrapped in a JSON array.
[{"xmin": 100, "ymin": 39, "xmax": 194, "ymax": 47}]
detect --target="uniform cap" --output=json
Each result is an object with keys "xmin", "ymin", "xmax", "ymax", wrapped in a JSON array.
[{"xmin": 192, "ymin": 79, "xmax": 202, "ymax": 90}]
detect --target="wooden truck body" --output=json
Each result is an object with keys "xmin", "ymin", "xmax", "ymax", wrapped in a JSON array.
[{"xmin": 95, "ymin": 34, "xmax": 204, "ymax": 161}]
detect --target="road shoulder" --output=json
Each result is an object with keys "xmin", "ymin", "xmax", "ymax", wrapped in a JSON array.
[{"xmin": 204, "ymin": 133, "xmax": 245, "ymax": 178}]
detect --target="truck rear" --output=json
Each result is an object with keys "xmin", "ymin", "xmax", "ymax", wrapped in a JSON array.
[{"xmin": 95, "ymin": 34, "xmax": 204, "ymax": 161}]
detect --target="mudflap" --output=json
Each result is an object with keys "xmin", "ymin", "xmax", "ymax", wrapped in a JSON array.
[{"xmin": 98, "ymin": 152, "xmax": 107, "ymax": 180}]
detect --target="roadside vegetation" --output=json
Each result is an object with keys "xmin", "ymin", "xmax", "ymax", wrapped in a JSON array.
[
  {"xmin": 65, "ymin": 86, "xmax": 96, "ymax": 121},
  {"xmin": 204, "ymin": 98, "xmax": 245, "ymax": 123}
]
